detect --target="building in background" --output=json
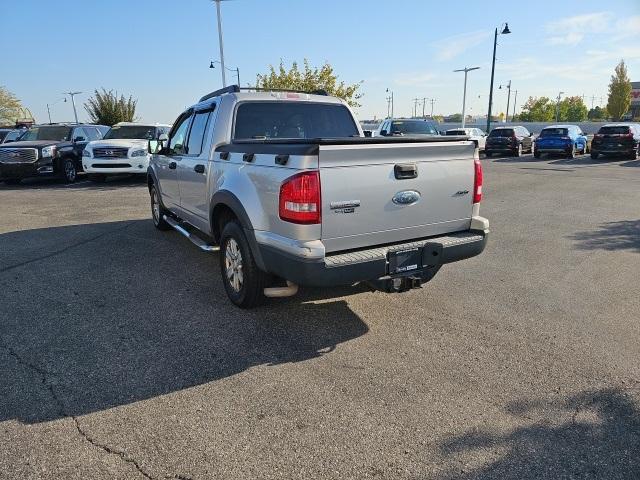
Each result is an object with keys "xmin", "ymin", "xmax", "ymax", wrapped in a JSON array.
[{"xmin": 630, "ymin": 81, "xmax": 640, "ymax": 119}]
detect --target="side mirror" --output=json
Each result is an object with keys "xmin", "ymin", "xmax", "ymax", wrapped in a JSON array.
[
  {"xmin": 158, "ymin": 133, "xmax": 169, "ymax": 142},
  {"xmin": 74, "ymin": 136, "xmax": 86, "ymax": 143},
  {"xmin": 148, "ymin": 140, "xmax": 161, "ymax": 154},
  {"xmin": 379, "ymin": 129, "xmax": 387, "ymax": 136},
  {"xmin": 363, "ymin": 130, "xmax": 372, "ymax": 138}
]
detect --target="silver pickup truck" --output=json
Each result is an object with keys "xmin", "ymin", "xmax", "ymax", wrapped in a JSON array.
[{"xmin": 147, "ymin": 86, "xmax": 488, "ymax": 308}]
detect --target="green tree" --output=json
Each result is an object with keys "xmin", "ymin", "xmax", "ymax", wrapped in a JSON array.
[
  {"xmin": 84, "ymin": 89, "xmax": 137, "ymax": 126},
  {"xmin": 559, "ymin": 96, "xmax": 588, "ymax": 121},
  {"xmin": 519, "ymin": 96, "xmax": 555, "ymax": 121},
  {"xmin": 0, "ymin": 86, "xmax": 23, "ymax": 125},
  {"xmin": 606, "ymin": 60, "xmax": 632, "ymax": 121},
  {"xmin": 256, "ymin": 59, "xmax": 362, "ymax": 107},
  {"xmin": 588, "ymin": 105, "xmax": 609, "ymax": 120}
]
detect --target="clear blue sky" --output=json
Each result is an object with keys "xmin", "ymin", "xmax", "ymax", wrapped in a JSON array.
[{"xmin": 2, "ymin": 0, "xmax": 638, "ymax": 123}]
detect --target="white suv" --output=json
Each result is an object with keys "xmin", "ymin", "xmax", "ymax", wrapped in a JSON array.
[{"xmin": 82, "ymin": 122, "xmax": 171, "ymax": 182}]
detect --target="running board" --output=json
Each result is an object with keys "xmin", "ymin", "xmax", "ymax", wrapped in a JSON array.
[{"xmin": 163, "ymin": 215, "xmax": 219, "ymax": 252}]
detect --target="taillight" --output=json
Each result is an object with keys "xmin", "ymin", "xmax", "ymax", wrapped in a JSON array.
[
  {"xmin": 279, "ymin": 171, "xmax": 321, "ymax": 224},
  {"xmin": 473, "ymin": 158, "xmax": 483, "ymax": 204}
]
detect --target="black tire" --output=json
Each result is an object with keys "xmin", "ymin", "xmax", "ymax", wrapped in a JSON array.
[
  {"xmin": 150, "ymin": 184, "xmax": 171, "ymax": 231},
  {"xmin": 485, "ymin": 151, "xmax": 492, "ymax": 158},
  {"xmin": 591, "ymin": 151, "xmax": 599, "ymax": 160},
  {"xmin": 514, "ymin": 143, "xmax": 522, "ymax": 157},
  {"xmin": 534, "ymin": 149, "xmax": 541, "ymax": 159},
  {"xmin": 3, "ymin": 178, "xmax": 22, "ymax": 185},
  {"xmin": 62, "ymin": 158, "xmax": 78, "ymax": 183},
  {"xmin": 88, "ymin": 173, "xmax": 107, "ymax": 183},
  {"xmin": 568, "ymin": 144, "xmax": 576, "ymax": 159},
  {"xmin": 629, "ymin": 147, "xmax": 639, "ymax": 160},
  {"xmin": 219, "ymin": 220, "xmax": 269, "ymax": 308}
]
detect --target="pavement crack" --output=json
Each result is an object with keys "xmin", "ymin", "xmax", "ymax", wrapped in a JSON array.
[
  {"xmin": 0, "ymin": 339, "xmax": 158, "ymax": 480},
  {"xmin": 0, "ymin": 222, "xmax": 134, "ymax": 274}
]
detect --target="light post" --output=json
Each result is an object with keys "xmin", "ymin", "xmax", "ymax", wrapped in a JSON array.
[
  {"xmin": 46, "ymin": 97, "xmax": 66, "ymax": 124},
  {"xmin": 212, "ymin": 0, "xmax": 229, "ymax": 87},
  {"xmin": 385, "ymin": 88, "xmax": 394, "ymax": 118},
  {"xmin": 555, "ymin": 91, "xmax": 565, "ymax": 122},
  {"xmin": 210, "ymin": 60, "xmax": 240, "ymax": 86},
  {"xmin": 486, "ymin": 23, "xmax": 511, "ymax": 133},
  {"xmin": 63, "ymin": 91, "xmax": 82, "ymax": 124},
  {"xmin": 429, "ymin": 98, "xmax": 435, "ymax": 118},
  {"xmin": 499, "ymin": 80, "xmax": 512, "ymax": 123},
  {"xmin": 511, "ymin": 90, "xmax": 518, "ymax": 121},
  {"xmin": 454, "ymin": 66, "xmax": 480, "ymax": 128}
]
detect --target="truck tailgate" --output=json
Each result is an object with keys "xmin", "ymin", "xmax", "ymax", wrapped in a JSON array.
[{"xmin": 319, "ymin": 141, "xmax": 475, "ymax": 253}]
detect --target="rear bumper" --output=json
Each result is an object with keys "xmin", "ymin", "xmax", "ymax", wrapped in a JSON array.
[{"xmin": 257, "ymin": 222, "xmax": 489, "ymax": 288}]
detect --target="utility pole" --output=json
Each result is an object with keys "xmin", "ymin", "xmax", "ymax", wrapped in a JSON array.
[
  {"xmin": 511, "ymin": 90, "xmax": 518, "ymax": 122},
  {"xmin": 386, "ymin": 96, "xmax": 391, "ymax": 118},
  {"xmin": 63, "ymin": 91, "xmax": 82, "ymax": 124},
  {"xmin": 505, "ymin": 80, "xmax": 511, "ymax": 123},
  {"xmin": 454, "ymin": 66, "xmax": 480, "ymax": 128},
  {"xmin": 430, "ymin": 98, "xmax": 436, "ymax": 118},
  {"xmin": 214, "ymin": 0, "xmax": 227, "ymax": 87},
  {"xmin": 555, "ymin": 91, "xmax": 565, "ymax": 122},
  {"xmin": 590, "ymin": 95, "xmax": 597, "ymax": 110},
  {"xmin": 422, "ymin": 97, "xmax": 426, "ymax": 119},
  {"xmin": 412, "ymin": 98, "xmax": 420, "ymax": 118},
  {"xmin": 386, "ymin": 88, "xmax": 394, "ymax": 118}
]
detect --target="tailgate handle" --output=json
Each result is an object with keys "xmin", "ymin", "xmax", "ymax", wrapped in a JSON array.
[{"xmin": 394, "ymin": 164, "xmax": 417, "ymax": 179}]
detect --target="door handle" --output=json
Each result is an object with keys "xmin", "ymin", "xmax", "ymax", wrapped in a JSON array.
[
  {"xmin": 194, "ymin": 164, "xmax": 205, "ymax": 174},
  {"xmin": 394, "ymin": 164, "xmax": 418, "ymax": 179},
  {"xmin": 168, "ymin": 161, "xmax": 176, "ymax": 170}
]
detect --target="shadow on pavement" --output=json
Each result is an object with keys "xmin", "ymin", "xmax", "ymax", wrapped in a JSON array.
[
  {"xmin": 0, "ymin": 220, "xmax": 369, "ymax": 424},
  {"xmin": 620, "ymin": 159, "xmax": 640, "ymax": 168},
  {"xmin": 0, "ymin": 174, "xmax": 146, "ymax": 191},
  {"xmin": 490, "ymin": 155, "xmax": 538, "ymax": 163},
  {"xmin": 568, "ymin": 220, "xmax": 640, "ymax": 253},
  {"xmin": 549, "ymin": 156, "xmax": 619, "ymax": 166},
  {"xmin": 437, "ymin": 388, "xmax": 640, "ymax": 479}
]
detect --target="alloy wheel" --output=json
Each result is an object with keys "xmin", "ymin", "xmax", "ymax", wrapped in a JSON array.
[{"xmin": 224, "ymin": 238, "xmax": 244, "ymax": 293}]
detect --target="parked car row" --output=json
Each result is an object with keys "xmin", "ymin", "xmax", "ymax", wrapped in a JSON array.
[{"xmin": 0, "ymin": 122, "xmax": 170, "ymax": 184}]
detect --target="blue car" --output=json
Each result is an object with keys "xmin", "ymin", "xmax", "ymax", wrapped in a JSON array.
[{"xmin": 534, "ymin": 125, "xmax": 588, "ymax": 159}]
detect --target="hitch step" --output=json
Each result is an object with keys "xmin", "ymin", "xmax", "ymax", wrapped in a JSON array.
[{"xmin": 164, "ymin": 215, "xmax": 219, "ymax": 252}]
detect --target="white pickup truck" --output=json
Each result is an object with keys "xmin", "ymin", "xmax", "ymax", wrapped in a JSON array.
[{"xmin": 148, "ymin": 86, "xmax": 489, "ymax": 307}]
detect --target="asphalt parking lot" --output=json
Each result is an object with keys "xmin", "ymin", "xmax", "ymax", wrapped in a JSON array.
[{"xmin": 1, "ymin": 153, "xmax": 639, "ymax": 480}]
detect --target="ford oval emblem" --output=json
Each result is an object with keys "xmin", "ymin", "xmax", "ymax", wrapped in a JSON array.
[{"xmin": 392, "ymin": 190, "xmax": 421, "ymax": 205}]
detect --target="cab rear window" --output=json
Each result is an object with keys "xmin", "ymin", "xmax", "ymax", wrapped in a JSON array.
[
  {"xmin": 489, "ymin": 129, "xmax": 514, "ymax": 137},
  {"xmin": 234, "ymin": 102, "xmax": 358, "ymax": 140},
  {"xmin": 540, "ymin": 128, "xmax": 568, "ymax": 137}
]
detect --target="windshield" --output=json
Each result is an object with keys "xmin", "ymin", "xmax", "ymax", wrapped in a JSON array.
[
  {"xmin": 104, "ymin": 125, "xmax": 157, "ymax": 140},
  {"xmin": 390, "ymin": 121, "xmax": 438, "ymax": 135},
  {"xmin": 234, "ymin": 102, "xmax": 358, "ymax": 140},
  {"xmin": 540, "ymin": 128, "xmax": 569, "ymax": 137},
  {"xmin": 20, "ymin": 126, "xmax": 72, "ymax": 141},
  {"xmin": 598, "ymin": 126, "xmax": 631, "ymax": 135},
  {"xmin": 489, "ymin": 129, "xmax": 514, "ymax": 137},
  {"xmin": 446, "ymin": 130, "xmax": 467, "ymax": 136}
]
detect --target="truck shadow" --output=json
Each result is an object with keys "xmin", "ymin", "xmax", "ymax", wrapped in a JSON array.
[
  {"xmin": 436, "ymin": 387, "xmax": 640, "ymax": 479},
  {"xmin": 568, "ymin": 220, "xmax": 640, "ymax": 253},
  {"xmin": 0, "ymin": 220, "xmax": 369, "ymax": 424}
]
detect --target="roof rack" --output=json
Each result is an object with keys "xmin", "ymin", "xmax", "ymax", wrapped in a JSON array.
[{"xmin": 198, "ymin": 85, "xmax": 329, "ymax": 102}]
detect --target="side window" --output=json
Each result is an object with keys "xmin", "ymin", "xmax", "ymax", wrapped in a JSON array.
[
  {"xmin": 186, "ymin": 110, "xmax": 212, "ymax": 156},
  {"xmin": 85, "ymin": 127, "xmax": 100, "ymax": 141},
  {"xmin": 73, "ymin": 127, "xmax": 87, "ymax": 142},
  {"xmin": 169, "ymin": 114, "xmax": 192, "ymax": 155}
]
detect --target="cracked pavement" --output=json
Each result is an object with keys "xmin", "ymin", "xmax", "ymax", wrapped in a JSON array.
[{"xmin": 1, "ymin": 157, "xmax": 639, "ymax": 479}]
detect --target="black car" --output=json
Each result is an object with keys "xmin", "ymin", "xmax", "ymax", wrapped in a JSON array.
[
  {"xmin": 0, "ymin": 123, "xmax": 106, "ymax": 184},
  {"xmin": 485, "ymin": 126, "xmax": 534, "ymax": 157},
  {"xmin": 590, "ymin": 123, "xmax": 640, "ymax": 160}
]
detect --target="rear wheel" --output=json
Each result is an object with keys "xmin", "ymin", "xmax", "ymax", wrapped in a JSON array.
[
  {"xmin": 484, "ymin": 151, "xmax": 492, "ymax": 158},
  {"xmin": 568, "ymin": 144, "xmax": 576, "ymax": 159},
  {"xmin": 219, "ymin": 220, "xmax": 269, "ymax": 308},
  {"xmin": 591, "ymin": 151, "xmax": 599, "ymax": 160},
  {"xmin": 629, "ymin": 146, "xmax": 639, "ymax": 160},
  {"xmin": 150, "ymin": 184, "xmax": 170, "ymax": 230},
  {"xmin": 3, "ymin": 178, "xmax": 22, "ymax": 185},
  {"xmin": 62, "ymin": 158, "xmax": 77, "ymax": 183},
  {"xmin": 514, "ymin": 144, "xmax": 522, "ymax": 157},
  {"xmin": 534, "ymin": 149, "xmax": 541, "ymax": 159}
]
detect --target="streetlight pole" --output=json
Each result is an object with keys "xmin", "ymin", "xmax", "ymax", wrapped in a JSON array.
[
  {"xmin": 454, "ymin": 66, "xmax": 480, "ymax": 128},
  {"xmin": 412, "ymin": 98, "xmax": 420, "ymax": 118},
  {"xmin": 555, "ymin": 91, "xmax": 565, "ymax": 122},
  {"xmin": 213, "ymin": 0, "xmax": 227, "ymax": 87},
  {"xmin": 422, "ymin": 97, "xmax": 426, "ymax": 119},
  {"xmin": 486, "ymin": 23, "xmax": 511, "ymax": 133},
  {"xmin": 430, "ymin": 98, "xmax": 435, "ymax": 118},
  {"xmin": 386, "ymin": 88, "xmax": 394, "ymax": 118},
  {"xmin": 63, "ymin": 91, "xmax": 82, "ymax": 124},
  {"xmin": 512, "ymin": 90, "xmax": 518, "ymax": 121}
]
